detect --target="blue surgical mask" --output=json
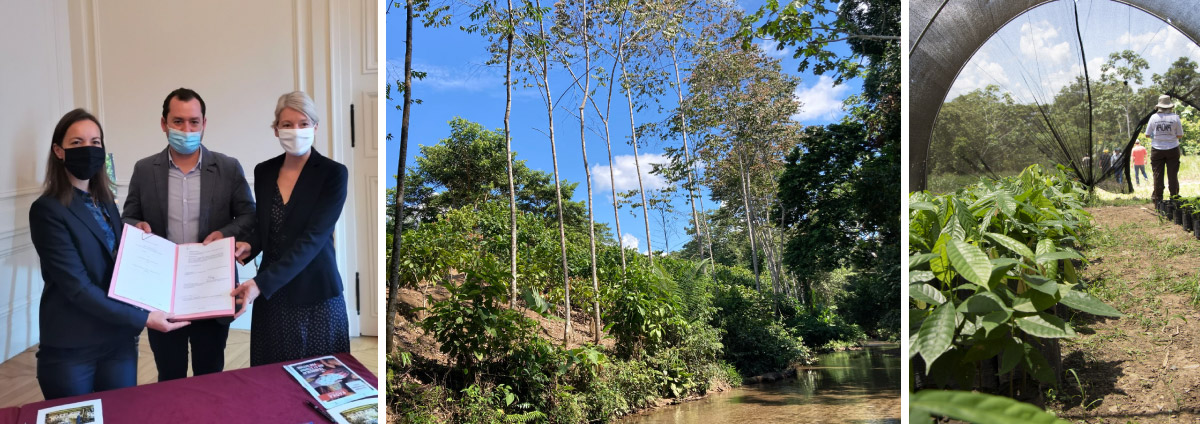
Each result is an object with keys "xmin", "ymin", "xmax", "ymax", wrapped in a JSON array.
[{"xmin": 166, "ymin": 128, "xmax": 202, "ymax": 154}]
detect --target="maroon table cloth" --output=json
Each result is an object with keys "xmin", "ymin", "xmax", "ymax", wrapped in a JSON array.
[
  {"xmin": 0, "ymin": 407, "xmax": 17, "ymax": 424},
  {"xmin": 15, "ymin": 352, "xmax": 376, "ymax": 423}
]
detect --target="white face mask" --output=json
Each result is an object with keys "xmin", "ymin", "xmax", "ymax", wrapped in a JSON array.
[{"xmin": 278, "ymin": 128, "xmax": 315, "ymax": 156}]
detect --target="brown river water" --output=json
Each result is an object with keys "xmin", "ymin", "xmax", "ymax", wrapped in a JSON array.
[{"xmin": 621, "ymin": 344, "xmax": 901, "ymax": 424}]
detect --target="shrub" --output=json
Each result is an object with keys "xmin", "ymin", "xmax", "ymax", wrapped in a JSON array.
[{"xmin": 712, "ymin": 284, "xmax": 811, "ymax": 376}]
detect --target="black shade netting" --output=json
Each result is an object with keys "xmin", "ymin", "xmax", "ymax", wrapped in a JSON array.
[{"xmin": 918, "ymin": 0, "xmax": 1200, "ymax": 194}]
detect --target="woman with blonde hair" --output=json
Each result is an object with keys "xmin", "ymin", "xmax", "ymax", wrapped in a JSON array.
[{"xmin": 231, "ymin": 91, "xmax": 350, "ymax": 365}]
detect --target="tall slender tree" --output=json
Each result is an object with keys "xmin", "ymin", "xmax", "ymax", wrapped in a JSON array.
[
  {"xmin": 503, "ymin": 0, "xmax": 519, "ymax": 308},
  {"xmin": 522, "ymin": 0, "xmax": 572, "ymax": 345},
  {"xmin": 385, "ymin": 0, "xmax": 416, "ymax": 355},
  {"xmin": 554, "ymin": 0, "xmax": 603, "ymax": 343}
]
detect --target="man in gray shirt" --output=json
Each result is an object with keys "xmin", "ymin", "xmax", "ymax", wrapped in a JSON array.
[{"xmin": 122, "ymin": 88, "xmax": 256, "ymax": 381}]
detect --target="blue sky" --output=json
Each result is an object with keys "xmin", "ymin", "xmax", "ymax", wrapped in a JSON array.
[
  {"xmin": 948, "ymin": 0, "xmax": 1200, "ymax": 103},
  {"xmin": 384, "ymin": 1, "xmax": 862, "ymax": 253}
]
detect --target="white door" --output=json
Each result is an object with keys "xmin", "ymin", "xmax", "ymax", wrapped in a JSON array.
[{"xmin": 350, "ymin": 0, "xmax": 380, "ymax": 336}]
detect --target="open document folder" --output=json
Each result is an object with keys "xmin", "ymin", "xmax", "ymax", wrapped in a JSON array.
[{"xmin": 107, "ymin": 223, "xmax": 236, "ymax": 320}]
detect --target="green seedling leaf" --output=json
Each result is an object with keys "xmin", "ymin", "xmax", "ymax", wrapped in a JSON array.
[
  {"xmin": 984, "ymin": 232, "xmax": 1035, "ymax": 260},
  {"xmin": 910, "ymin": 283, "xmax": 947, "ymax": 305},
  {"xmin": 947, "ymin": 240, "xmax": 993, "ymax": 286},
  {"xmin": 1060, "ymin": 289, "xmax": 1122, "ymax": 317},
  {"xmin": 1016, "ymin": 313, "xmax": 1076, "ymax": 338},
  {"xmin": 910, "ymin": 390, "xmax": 1070, "ymax": 424},
  {"xmin": 918, "ymin": 301, "xmax": 958, "ymax": 370},
  {"xmin": 964, "ymin": 292, "xmax": 1006, "ymax": 314}
]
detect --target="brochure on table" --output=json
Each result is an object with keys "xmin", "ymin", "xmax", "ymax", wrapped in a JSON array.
[
  {"xmin": 36, "ymin": 399, "xmax": 103, "ymax": 424},
  {"xmin": 328, "ymin": 397, "xmax": 378, "ymax": 424},
  {"xmin": 107, "ymin": 223, "xmax": 236, "ymax": 320},
  {"xmin": 284, "ymin": 356, "xmax": 377, "ymax": 409}
]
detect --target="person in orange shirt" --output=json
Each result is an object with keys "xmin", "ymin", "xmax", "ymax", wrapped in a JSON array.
[{"xmin": 1131, "ymin": 140, "xmax": 1148, "ymax": 185}]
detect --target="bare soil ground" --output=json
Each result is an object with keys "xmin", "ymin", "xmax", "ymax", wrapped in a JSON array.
[{"xmin": 1048, "ymin": 204, "xmax": 1200, "ymax": 422}]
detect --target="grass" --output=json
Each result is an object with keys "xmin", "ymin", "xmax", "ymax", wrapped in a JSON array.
[
  {"xmin": 926, "ymin": 156, "xmax": 1200, "ymax": 206},
  {"xmin": 1091, "ymin": 155, "xmax": 1200, "ymax": 205}
]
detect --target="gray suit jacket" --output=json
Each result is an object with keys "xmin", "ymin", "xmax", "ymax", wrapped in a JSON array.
[{"xmin": 122, "ymin": 145, "xmax": 256, "ymax": 245}]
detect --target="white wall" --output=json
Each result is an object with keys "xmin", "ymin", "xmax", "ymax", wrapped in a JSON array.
[
  {"xmin": 0, "ymin": 1, "xmax": 75, "ymax": 363},
  {"xmin": 0, "ymin": 0, "xmax": 371, "ymax": 361}
]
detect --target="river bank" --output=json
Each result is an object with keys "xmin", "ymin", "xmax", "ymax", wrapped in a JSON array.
[{"xmin": 619, "ymin": 344, "xmax": 901, "ymax": 423}]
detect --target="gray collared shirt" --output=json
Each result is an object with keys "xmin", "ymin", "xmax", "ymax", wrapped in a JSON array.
[{"xmin": 166, "ymin": 149, "xmax": 202, "ymax": 244}]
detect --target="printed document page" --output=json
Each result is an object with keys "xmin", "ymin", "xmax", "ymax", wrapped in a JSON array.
[
  {"xmin": 109, "ymin": 224, "xmax": 175, "ymax": 312},
  {"xmin": 173, "ymin": 239, "xmax": 236, "ymax": 318}
]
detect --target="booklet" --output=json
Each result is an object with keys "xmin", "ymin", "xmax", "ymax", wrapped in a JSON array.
[
  {"xmin": 36, "ymin": 399, "xmax": 103, "ymax": 424},
  {"xmin": 107, "ymin": 223, "xmax": 236, "ymax": 320},
  {"xmin": 327, "ymin": 398, "xmax": 378, "ymax": 424},
  {"xmin": 284, "ymin": 356, "xmax": 377, "ymax": 409}
]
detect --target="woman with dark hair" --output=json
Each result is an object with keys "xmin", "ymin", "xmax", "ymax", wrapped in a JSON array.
[
  {"xmin": 29, "ymin": 108, "xmax": 190, "ymax": 399},
  {"xmin": 230, "ymin": 91, "xmax": 350, "ymax": 365}
]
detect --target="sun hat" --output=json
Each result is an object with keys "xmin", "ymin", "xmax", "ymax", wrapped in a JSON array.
[{"xmin": 1157, "ymin": 94, "xmax": 1175, "ymax": 109}]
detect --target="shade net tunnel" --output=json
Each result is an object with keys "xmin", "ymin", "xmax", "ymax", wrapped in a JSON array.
[{"xmin": 910, "ymin": 0, "xmax": 1200, "ymax": 194}]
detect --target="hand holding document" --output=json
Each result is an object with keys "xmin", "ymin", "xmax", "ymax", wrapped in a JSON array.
[{"xmin": 107, "ymin": 224, "xmax": 237, "ymax": 320}]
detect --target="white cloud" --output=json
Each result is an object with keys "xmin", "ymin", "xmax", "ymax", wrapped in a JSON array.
[
  {"xmin": 590, "ymin": 153, "xmax": 671, "ymax": 192},
  {"xmin": 621, "ymin": 233, "xmax": 639, "ymax": 250},
  {"xmin": 791, "ymin": 75, "xmax": 850, "ymax": 122},
  {"xmin": 1116, "ymin": 30, "xmax": 1159, "ymax": 53},
  {"xmin": 1019, "ymin": 20, "xmax": 1070, "ymax": 65},
  {"xmin": 387, "ymin": 59, "xmax": 500, "ymax": 92},
  {"xmin": 946, "ymin": 53, "xmax": 1011, "ymax": 99},
  {"xmin": 756, "ymin": 40, "xmax": 790, "ymax": 58},
  {"xmin": 1039, "ymin": 63, "xmax": 1084, "ymax": 95},
  {"xmin": 1149, "ymin": 30, "xmax": 1200, "ymax": 62}
]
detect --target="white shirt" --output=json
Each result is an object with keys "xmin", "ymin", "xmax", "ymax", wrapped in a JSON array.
[{"xmin": 1146, "ymin": 112, "xmax": 1183, "ymax": 150}]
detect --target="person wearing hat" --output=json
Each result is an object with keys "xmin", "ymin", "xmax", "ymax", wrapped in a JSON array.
[{"xmin": 1147, "ymin": 94, "xmax": 1184, "ymax": 203}]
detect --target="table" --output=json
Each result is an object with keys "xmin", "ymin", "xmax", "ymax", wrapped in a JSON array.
[
  {"xmin": 0, "ymin": 407, "xmax": 17, "ymax": 424},
  {"xmin": 12, "ymin": 352, "xmax": 375, "ymax": 423}
]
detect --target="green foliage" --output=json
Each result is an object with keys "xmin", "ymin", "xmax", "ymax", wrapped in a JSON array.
[
  {"xmin": 781, "ymin": 301, "xmax": 867, "ymax": 349},
  {"xmin": 455, "ymin": 383, "xmax": 548, "ymax": 424},
  {"xmin": 402, "ymin": 118, "xmax": 594, "ymax": 231},
  {"xmin": 742, "ymin": 0, "xmax": 898, "ymax": 84},
  {"xmin": 387, "ymin": 353, "xmax": 446, "ymax": 424},
  {"xmin": 909, "ymin": 165, "xmax": 1121, "ymax": 389},
  {"xmin": 421, "ymin": 254, "xmax": 539, "ymax": 374},
  {"xmin": 910, "ymin": 390, "xmax": 1070, "ymax": 424},
  {"xmin": 712, "ymin": 283, "xmax": 811, "ymax": 376}
]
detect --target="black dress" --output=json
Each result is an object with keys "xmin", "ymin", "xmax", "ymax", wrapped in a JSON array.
[{"xmin": 249, "ymin": 186, "xmax": 350, "ymax": 366}]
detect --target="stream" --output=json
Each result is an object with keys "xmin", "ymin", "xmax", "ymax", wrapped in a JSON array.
[{"xmin": 621, "ymin": 344, "xmax": 901, "ymax": 423}]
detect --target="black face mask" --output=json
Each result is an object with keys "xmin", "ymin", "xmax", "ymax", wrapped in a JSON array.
[{"xmin": 63, "ymin": 145, "xmax": 106, "ymax": 180}]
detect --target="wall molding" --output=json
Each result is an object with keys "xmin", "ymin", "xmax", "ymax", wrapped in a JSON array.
[
  {"xmin": 361, "ymin": 0, "xmax": 377, "ymax": 74},
  {"xmin": 0, "ymin": 241, "xmax": 36, "ymax": 260},
  {"xmin": 0, "ymin": 187, "xmax": 44, "ymax": 201},
  {"xmin": 361, "ymin": 91, "xmax": 378, "ymax": 159},
  {"xmin": 0, "ymin": 300, "xmax": 38, "ymax": 362},
  {"xmin": 365, "ymin": 174, "xmax": 378, "ymax": 321},
  {"xmin": 293, "ymin": 0, "xmax": 312, "ymax": 95}
]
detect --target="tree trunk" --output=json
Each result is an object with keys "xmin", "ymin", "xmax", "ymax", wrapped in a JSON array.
[
  {"xmin": 535, "ymin": 0, "xmax": 570, "ymax": 346},
  {"xmin": 504, "ymin": 0, "xmax": 518, "ymax": 309},
  {"xmin": 670, "ymin": 46, "xmax": 708, "ymax": 271},
  {"xmin": 620, "ymin": 61, "xmax": 654, "ymax": 263},
  {"xmin": 599, "ymin": 46, "xmax": 627, "ymax": 277},
  {"xmin": 385, "ymin": 0, "xmax": 415, "ymax": 355},
  {"xmin": 737, "ymin": 155, "xmax": 761, "ymax": 292},
  {"xmin": 577, "ymin": 0, "xmax": 601, "ymax": 345}
]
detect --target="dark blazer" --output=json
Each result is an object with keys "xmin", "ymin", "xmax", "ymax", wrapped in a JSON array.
[
  {"xmin": 121, "ymin": 145, "xmax": 256, "ymax": 243},
  {"xmin": 30, "ymin": 193, "xmax": 148, "ymax": 348},
  {"xmin": 247, "ymin": 149, "xmax": 347, "ymax": 305}
]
